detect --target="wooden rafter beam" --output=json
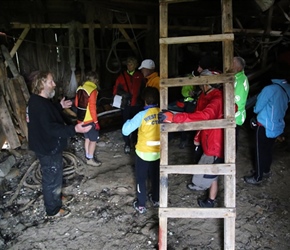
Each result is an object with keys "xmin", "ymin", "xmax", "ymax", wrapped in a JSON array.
[
  {"xmin": 118, "ymin": 28, "xmax": 138, "ymax": 56},
  {"xmin": 160, "ymin": 33, "xmax": 234, "ymax": 45}
]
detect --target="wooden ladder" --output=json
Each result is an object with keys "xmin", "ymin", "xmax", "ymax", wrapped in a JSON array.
[{"xmin": 158, "ymin": 1, "xmax": 236, "ymax": 249}]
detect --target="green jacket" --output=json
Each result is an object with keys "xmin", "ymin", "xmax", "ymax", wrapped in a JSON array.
[{"xmin": 234, "ymin": 71, "xmax": 249, "ymax": 125}]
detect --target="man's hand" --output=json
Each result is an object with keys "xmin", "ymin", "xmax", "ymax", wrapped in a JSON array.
[
  {"xmin": 158, "ymin": 110, "xmax": 174, "ymax": 123},
  {"xmin": 75, "ymin": 123, "xmax": 92, "ymax": 133},
  {"xmin": 94, "ymin": 121, "xmax": 100, "ymax": 130},
  {"xmin": 60, "ymin": 97, "xmax": 72, "ymax": 109}
]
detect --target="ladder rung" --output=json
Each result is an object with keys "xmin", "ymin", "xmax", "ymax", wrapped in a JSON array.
[
  {"xmin": 160, "ymin": 119, "xmax": 236, "ymax": 132},
  {"xmin": 160, "ymin": 73, "xmax": 234, "ymax": 87},
  {"xmin": 160, "ymin": 163, "xmax": 235, "ymax": 175},
  {"xmin": 159, "ymin": 207, "xmax": 236, "ymax": 218}
]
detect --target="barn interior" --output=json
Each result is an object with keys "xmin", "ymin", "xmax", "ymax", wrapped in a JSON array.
[
  {"xmin": 0, "ymin": 1, "xmax": 290, "ymax": 249},
  {"xmin": 1, "ymin": 0, "xmax": 290, "ymax": 146},
  {"xmin": 0, "ymin": 0, "xmax": 288, "ymax": 139}
]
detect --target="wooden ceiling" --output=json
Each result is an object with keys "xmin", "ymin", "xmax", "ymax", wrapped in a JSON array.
[
  {"xmin": 0, "ymin": 0, "xmax": 289, "ymax": 37},
  {"xmin": 0, "ymin": 0, "xmax": 288, "ymax": 28}
]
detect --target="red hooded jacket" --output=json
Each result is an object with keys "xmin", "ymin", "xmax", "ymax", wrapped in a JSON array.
[{"xmin": 173, "ymin": 88, "xmax": 224, "ymax": 158}]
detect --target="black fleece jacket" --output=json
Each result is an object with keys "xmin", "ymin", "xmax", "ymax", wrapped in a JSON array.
[{"xmin": 27, "ymin": 94, "xmax": 76, "ymax": 155}]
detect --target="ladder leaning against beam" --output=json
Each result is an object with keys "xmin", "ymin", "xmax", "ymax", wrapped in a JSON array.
[{"xmin": 158, "ymin": 0, "xmax": 236, "ymax": 249}]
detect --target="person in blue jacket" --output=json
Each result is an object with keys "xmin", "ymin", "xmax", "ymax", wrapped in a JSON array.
[
  {"xmin": 122, "ymin": 87, "xmax": 160, "ymax": 214},
  {"xmin": 244, "ymin": 76, "xmax": 290, "ymax": 185}
]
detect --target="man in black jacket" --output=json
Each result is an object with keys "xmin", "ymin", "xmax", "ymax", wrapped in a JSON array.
[{"xmin": 27, "ymin": 71, "xmax": 91, "ymax": 217}]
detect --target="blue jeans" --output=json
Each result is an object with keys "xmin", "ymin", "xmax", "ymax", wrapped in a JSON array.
[{"xmin": 36, "ymin": 152, "xmax": 63, "ymax": 216}]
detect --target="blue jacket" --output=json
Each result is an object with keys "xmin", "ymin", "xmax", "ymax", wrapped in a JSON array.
[{"xmin": 254, "ymin": 79, "xmax": 290, "ymax": 138}]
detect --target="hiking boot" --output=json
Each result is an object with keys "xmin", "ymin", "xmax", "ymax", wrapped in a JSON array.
[
  {"xmin": 243, "ymin": 175, "xmax": 262, "ymax": 185},
  {"xmin": 198, "ymin": 198, "xmax": 215, "ymax": 208},
  {"xmin": 62, "ymin": 195, "xmax": 74, "ymax": 206},
  {"xmin": 250, "ymin": 170, "xmax": 272, "ymax": 179},
  {"xmin": 86, "ymin": 158, "xmax": 102, "ymax": 167},
  {"xmin": 148, "ymin": 193, "xmax": 159, "ymax": 207},
  {"xmin": 133, "ymin": 200, "xmax": 146, "ymax": 214},
  {"xmin": 47, "ymin": 207, "xmax": 71, "ymax": 218},
  {"xmin": 124, "ymin": 145, "xmax": 131, "ymax": 154},
  {"xmin": 187, "ymin": 183, "xmax": 207, "ymax": 191}
]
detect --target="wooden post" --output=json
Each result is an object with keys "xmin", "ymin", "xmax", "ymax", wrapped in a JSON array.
[
  {"xmin": 0, "ymin": 95, "xmax": 21, "ymax": 149},
  {"xmin": 221, "ymin": 0, "xmax": 233, "ymax": 73},
  {"xmin": 4, "ymin": 27, "xmax": 30, "ymax": 67},
  {"xmin": 118, "ymin": 28, "xmax": 138, "ymax": 56},
  {"xmin": 159, "ymin": 1, "xmax": 169, "ymax": 249},
  {"xmin": 261, "ymin": 6, "xmax": 274, "ymax": 68},
  {"xmin": 6, "ymin": 78, "xmax": 28, "ymax": 139}
]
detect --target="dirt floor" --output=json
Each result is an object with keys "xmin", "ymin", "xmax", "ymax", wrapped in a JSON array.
[{"xmin": 0, "ymin": 118, "xmax": 290, "ymax": 250}]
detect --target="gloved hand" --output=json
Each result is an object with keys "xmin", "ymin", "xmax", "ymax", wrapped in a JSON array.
[
  {"xmin": 158, "ymin": 110, "xmax": 174, "ymax": 123},
  {"xmin": 94, "ymin": 121, "xmax": 100, "ymax": 130}
]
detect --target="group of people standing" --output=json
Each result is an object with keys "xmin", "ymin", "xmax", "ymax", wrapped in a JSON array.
[{"xmin": 26, "ymin": 54, "xmax": 290, "ymax": 217}]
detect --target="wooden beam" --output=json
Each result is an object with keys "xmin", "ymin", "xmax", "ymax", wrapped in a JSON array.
[
  {"xmin": 160, "ymin": 73, "xmax": 235, "ymax": 87},
  {"xmin": 9, "ymin": 27, "xmax": 30, "ymax": 59},
  {"xmin": 221, "ymin": 2, "xmax": 236, "ymax": 249},
  {"xmin": 0, "ymin": 95, "xmax": 21, "ymax": 149},
  {"xmin": 160, "ymin": 33, "xmax": 234, "ymax": 45},
  {"xmin": 221, "ymin": 0, "xmax": 233, "ymax": 73},
  {"xmin": 118, "ymin": 28, "xmax": 138, "ymax": 56},
  {"xmin": 159, "ymin": 2, "xmax": 169, "ymax": 249},
  {"xmin": 160, "ymin": 0, "xmax": 197, "ymax": 3},
  {"xmin": 1, "ymin": 45, "xmax": 19, "ymax": 76},
  {"xmin": 9, "ymin": 23, "xmax": 289, "ymax": 35},
  {"xmin": 159, "ymin": 207, "xmax": 236, "ymax": 218},
  {"xmin": 10, "ymin": 23, "xmax": 149, "ymax": 29},
  {"xmin": 160, "ymin": 118, "xmax": 236, "ymax": 132},
  {"xmin": 0, "ymin": 121, "xmax": 6, "ymax": 149},
  {"xmin": 6, "ymin": 78, "xmax": 28, "ymax": 139},
  {"xmin": 159, "ymin": 0, "xmax": 168, "ymax": 79},
  {"xmin": 233, "ymin": 28, "xmax": 286, "ymax": 37},
  {"xmin": 160, "ymin": 163, "xmax": 235, "ymax": 175}
]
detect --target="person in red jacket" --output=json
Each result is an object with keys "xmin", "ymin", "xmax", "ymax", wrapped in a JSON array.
[
  {"xmin": 159, "ymin": 70, "xmax": 224, "ymax": 208},
  {"xmin": 113, "ymin": 56, "xmax": 144, "ymax": 154}
]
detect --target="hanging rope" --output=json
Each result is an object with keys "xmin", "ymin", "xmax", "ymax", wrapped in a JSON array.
[
  {"xmin": 126, "ymin": 12, "xmax": 143, "ymax": 60},
  {"xmin": 106, "ymin": 38, "xmax": 129, "ymax": 74},
  {"xmin": 76, "ymin": 22, "xmax": 85, "ymax": 82},
  {"xmin": 89, "ymin": 22, "xmax": 96, "ymax": 72},
  {"xmin": 67, "ymin": 21, "xmax": 78, "ymax": 98}
]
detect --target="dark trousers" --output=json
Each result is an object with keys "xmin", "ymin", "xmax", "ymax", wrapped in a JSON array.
[
  {"xmin": 122, "ymin": 105, "xmax": 142, "ymax": 146},
  {"xmin": 36, "ymin": 152, "xmax": 63, "ymax": 216},
  {"xmin": 254, "ymin": 126, "xmax": 275, "ymax": 181},
  {"xmin": 135, "ymin": 154, "xmax": 160, "ymax": 207}
]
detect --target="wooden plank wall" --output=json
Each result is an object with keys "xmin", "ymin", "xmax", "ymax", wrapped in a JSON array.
[{"xmin": 0, "ymin": 45, "xmax": 30, "ymax": 149}]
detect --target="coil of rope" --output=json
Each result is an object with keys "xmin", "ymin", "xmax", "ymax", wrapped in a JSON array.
[{"xmin": 1, "ymin": 152, "xmax": 81, "ymax": 211}]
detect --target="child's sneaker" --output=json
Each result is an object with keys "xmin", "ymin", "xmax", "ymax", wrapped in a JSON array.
[
  {"xmin": 46, "ymin": 207, "xmax": 71, "ymax": 219},
  {"xmin": 133, "ymin": 200, "xmax": 146, "ymax": 214},
  {"xmin": 148, "ymin": 193, "xmax": 159, "ymax": 207},
  {"xmin": 61, "ymin": 195, "xmax": 74, "ymax": 206}
]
